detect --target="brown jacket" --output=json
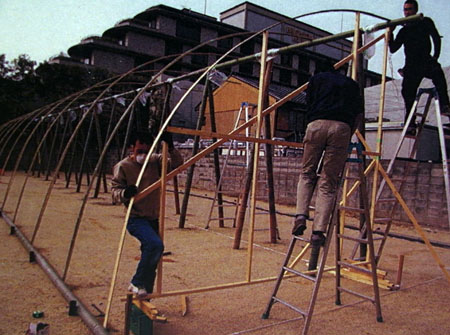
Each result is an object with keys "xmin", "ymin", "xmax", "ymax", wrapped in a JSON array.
[{"xmin": 111, "ymin": 149, "xmax": 183, "ymax": 220}]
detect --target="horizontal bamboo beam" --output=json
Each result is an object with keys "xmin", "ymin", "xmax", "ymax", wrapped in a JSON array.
[{"xmin": 167, "ymin": 126, "xmax": 304, "ymax": 148}]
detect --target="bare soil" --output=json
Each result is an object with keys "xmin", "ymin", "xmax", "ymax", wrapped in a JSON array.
[{"xmin": 1, "ymin": 172, "xmax": 450, "ymax": 335}]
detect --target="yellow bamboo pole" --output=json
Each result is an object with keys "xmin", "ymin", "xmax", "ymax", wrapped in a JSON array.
[
  {"xmin": 368, "ymin": 29, "xmax": 390, "ymax": 262},
  {"xmin": 339, "ymin": 12, "xmax": 361, "ymax": 253},
  {"xmin": 356, "ymin": 131, "xmax": 450, "ymax": 284},
  {"xmin": 246, "ymin": 30, "xmax": 269, "ymax": 282},
  {"xmin": 377, "ymin": 165, "xmax": 450, "ymax": 283},
  {"xmin": 351, "ymin": 12, "xmax": 361, "ymax": 80},
  {"xmin": 156, "ymin": 142, "xmax": 168, "ymax": 294}
]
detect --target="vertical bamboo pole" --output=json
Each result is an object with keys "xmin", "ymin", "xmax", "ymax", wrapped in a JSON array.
[
  {"xmin": 179, "ymin": 80, "xmax": 209, "ymax": 228},
  {"xmin": 233, "ymin": 142, "xmax": 256, "ymax": 249},
  {"xmin": 370, "ymin": 29, "xmax": 390, "ymax": 264},
  {"xmin": 76, "ymin": 111, "xmax": 95, "ymax": 193},
  {"xmin": 121, "ymin": 106, "xmax": 135, "ymax": 160},
  {"xmin": 56, "ymin": 112, "xmax": 71, "ymax": 180},
  {"xmin": 38, "ymin": 124, "xmax": 49, "ymax": 178},
  {"xmin": 207, "ymin": 81, "xmax": 225, "ymax": 228},
  {"xmin": 173, "ymin": 176, "xmax": 180, "ymax": 214},
  {"xmin": 262, "ymin": 59, "xmax": 278, "ymax": 243},
  {"xmin": 156, "ymin": 142, "xmax": 168, "ymax": 294},
  {"xmin": 93, "ymin": 112, "xmax": 106, "ymax": 198},
  {"xmin": 65, "ymin": 121, "xmax": 78, "ymax": 188},
  {"xmin": 338, "ymin": 13, "xmax": 361, "ymax": 253},
  {"xmin": 159, "ymin": 84, "xmax": 180, "ymax": 213},
  {"xmin": 44, "ymin": 118, "xmax": 60, "ymax": 181},
  {"xmin": 351, "ymin": 12, "xmax": 361, "ymax": 80},
  {"xmin": 246, "ymin": 30, "xmax": 268, "ymax": 282}
]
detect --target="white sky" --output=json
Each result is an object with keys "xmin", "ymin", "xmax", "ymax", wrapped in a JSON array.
[{"xmin": 1, "ymin": 0, "xmax": 449, "ymax": 79}]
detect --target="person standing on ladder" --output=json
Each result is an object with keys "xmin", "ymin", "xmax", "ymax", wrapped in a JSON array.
[
  {"xmin": 111, "ymin": 131, "xmax": 183, "ymax": 297},
  {"xmin": 292, "ymin": 65, "xmax": 363, "ymax": 247},
  {"xmin": 389, "ymin": 0, "xmax": 450, "ymax": 134}
]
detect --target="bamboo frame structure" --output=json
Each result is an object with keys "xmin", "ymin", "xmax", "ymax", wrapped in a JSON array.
[{"xmin": 2, "ymin": 10, "xmax": 447, "ymax": 334}]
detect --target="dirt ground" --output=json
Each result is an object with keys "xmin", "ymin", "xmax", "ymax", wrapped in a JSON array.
[{"xmin": 1, "ymin": 172, "xmax": 450, "ymax": 335}]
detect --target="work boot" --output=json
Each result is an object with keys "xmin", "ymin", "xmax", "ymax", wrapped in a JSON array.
[
  {"xmin": 441, "ymin": 104, "xmax": 450, "ymax": 116},
  {"xmin": 311, "ymin": 231, "xmax": 326, "ymax": 247},
  {"xmin": 405, "ymin": 124, "xmax": 416, "ymax": 136},
  {"xmin": 292, "ymin": 214, "xmax": 307, "ymax": 236}
]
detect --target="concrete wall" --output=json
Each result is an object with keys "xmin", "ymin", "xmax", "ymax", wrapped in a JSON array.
[
  {"xmin": 175, "ymin": 149, "xmax": 449, "ymax": 230},
  {"xmin": 91, "ymin": 50, "xmax": 134, "ymax": 73},
  {"xmin": 126, "ymin": 32, "xmax": 165, "ymax": 56}
]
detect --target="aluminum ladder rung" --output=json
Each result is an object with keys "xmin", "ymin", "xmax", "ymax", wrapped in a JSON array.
[
  {"xmin": 282, "ymin": 266, "xmax": 317, "ymax": 282},
  {"xmin": 271, "ymin": 297, "xmax": 308, "ymax": 317},
  {"xmin": 337, "ymin": 286, "xmax": 376, "ymax": 303},
  {"xmin": 338, "ymin": 260, "xmax": 375, "ymax": 275}
]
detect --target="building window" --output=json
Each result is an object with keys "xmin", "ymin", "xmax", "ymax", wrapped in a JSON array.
[
  {"xmin": 279, "ymin": 69, "xmax": 292, "ymax": 85},
  {"xmin": 240, "ymin": 41, "xmax": 254, "ymax": 55},
  {"xmin": 281, "ymin": 54, "xmax": 292, "ymax": 67},
  {"xmin": 218, "ymin": 33, "xmax": 233, "ymax": 50},
  {"xmin": 239, "ymin": 62, "xmax": 253, "ymax": 76},
  {"xmin": 298, "ymin": 57, "xmax": 309, "ymax": 73},
  {"xmin": 149, "ymin": 18, "xmax": 157, "ymax": 29},
  {"xmin": 192, "ymin": 53, "xmax": 208, "ymax": 67},
  {"xmin": 176, "ymin": 20, "xmax": 200, "ymax": 42},
  {"xmin": 165, "ymin": 40, "xmax": 182, "ymax": 57}
]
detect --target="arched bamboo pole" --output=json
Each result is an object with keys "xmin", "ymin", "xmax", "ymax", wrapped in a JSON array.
[{"xmin": 0, "ymin": 10, "xmax": 426, "ymax": 334}]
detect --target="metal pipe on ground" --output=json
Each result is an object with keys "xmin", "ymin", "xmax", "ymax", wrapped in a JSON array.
[{"xmin": 1, "ymin": 211, "xmax": 109, "ymax": 335}]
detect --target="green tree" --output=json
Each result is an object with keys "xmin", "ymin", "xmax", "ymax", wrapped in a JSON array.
[{"xmin": 0, "ymin": 54, "xmax": 11, "ymax": 78}]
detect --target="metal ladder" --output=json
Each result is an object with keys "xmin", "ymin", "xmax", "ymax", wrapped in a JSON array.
[
  {"xmin": 335, "ymin": 142, "xmax": 383, "ymax": 322},
  {"xmin": 262, "ymin": 142, "xmax": 383, "ymax": 335},
  {"xmin": 375, "ymin": 87, "xmax": 450, "ymax": 245},
  {"xmin": 205, "ymin": 103, "xmax": 254, "ymax": 229}
]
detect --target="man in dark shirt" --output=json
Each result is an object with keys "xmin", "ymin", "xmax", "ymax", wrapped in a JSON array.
[
  {"xmin": 292, "ymin": 66, "xmax": 363, "ymax": 246},
  {"xmin": 389, "ymin": 0, "xmax": 450, "ymax": 129}
]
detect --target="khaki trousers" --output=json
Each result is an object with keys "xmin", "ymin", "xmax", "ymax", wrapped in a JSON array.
[{"xmin": 296, "ymin": 119, "xmax": 351, "ymax": 232}]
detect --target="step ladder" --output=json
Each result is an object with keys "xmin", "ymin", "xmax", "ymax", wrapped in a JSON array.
[
  {"xmin": 375, "ymin": 86, "xmax": 450, "ymax": 241},
  {"xmin": 261, "ymin": 142, "xmax": 382, "ymax": 335},
  {"xmin": 335, "ymin": 142, "xmax": 383, "ymax": 322},
  {"xmin": 205, "ymin": 103, "xmax": 254, "ymax": 229}
]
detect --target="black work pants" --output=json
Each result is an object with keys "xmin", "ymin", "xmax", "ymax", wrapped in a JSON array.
[{"xmin": 402, "ymin": 58, "xmax": 449, "ymax": 123}]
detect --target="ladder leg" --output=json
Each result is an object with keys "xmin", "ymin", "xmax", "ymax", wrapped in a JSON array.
[
  {"xmin": 335, "ymin": 210, "xmax": 342, "ymax": 306},
  {"xmin": 434, "ymin": 101, "xmax": 450, "ymax": 230},
  {"xmin": 302, "ymin": 221, "xmax": 335, "ymax": 335},
  {"xmin": 366, "ymin": 223, "xmax": 384, "ymax": 322},
  {"xmin": 261, "ymin": 236, "xmax": 298, "ymax": 319}
]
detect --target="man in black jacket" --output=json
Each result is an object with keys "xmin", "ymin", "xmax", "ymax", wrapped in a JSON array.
[
  {"xmin": 292, "ymin": 66, "xmax": 363, "ymax": 246},
  {"xmin": 389, "ymin": 0, "xmax": 450, "ymax": 131}
]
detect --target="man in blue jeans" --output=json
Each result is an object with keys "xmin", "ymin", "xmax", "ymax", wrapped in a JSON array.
[
  {"xmin": 292, "ymin": 65, "xmax": 363, "ymax": 247},
  {"xmin": 112, "ymin": 131, "xmax": 183, "ymax": 297}
]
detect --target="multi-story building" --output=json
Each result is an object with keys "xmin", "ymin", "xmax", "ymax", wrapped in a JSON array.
[
  {"xmin": 50, "ymin": 2, "xmax": 384, "ymax": 141},
  {"xmin": 53, "ymin": 2, "xmax": 382, "ymax": 88}
]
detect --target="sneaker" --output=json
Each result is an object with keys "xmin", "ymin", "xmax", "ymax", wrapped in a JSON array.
[
  {"xmin": 292, "ymin": 215, "xmax": 307, "ymax": 236},
  {"xmin": 128, "ymin": 283, "xmax": 148, "ymax": 298}
]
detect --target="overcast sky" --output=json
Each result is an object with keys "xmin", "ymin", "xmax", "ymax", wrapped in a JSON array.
[{"xmin": 1, "ymin": 0, "xmax": 449, "ymax": 79}]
